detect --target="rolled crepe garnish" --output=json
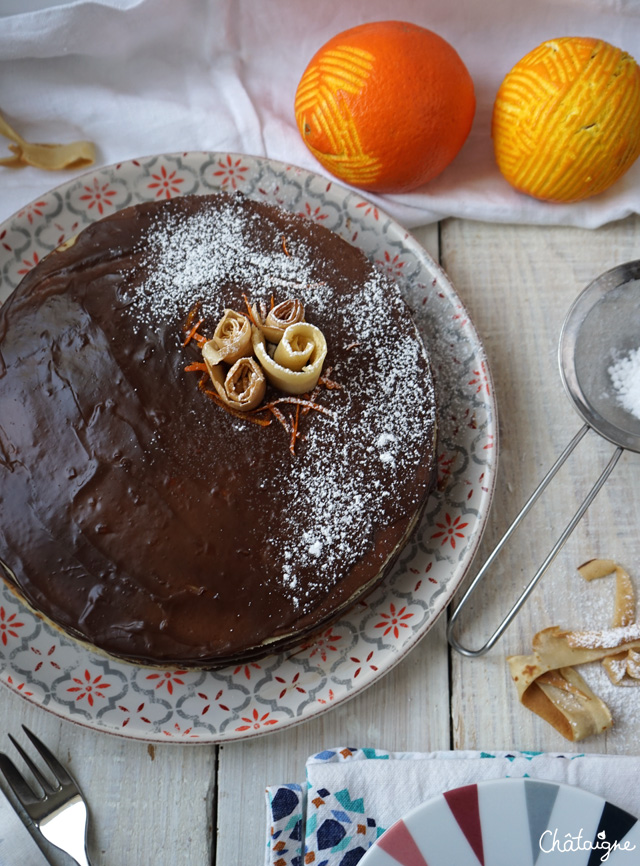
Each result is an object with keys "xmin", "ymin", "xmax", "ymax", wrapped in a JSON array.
[
  {"xmin": 202, "ymin": 309, "xmax": 253, "ymax": 367},
  {"xmin": 507, "ymin": 625, "xmax": 640, "ymax": 740},
  {"xmin": 625, "ymin": 649, "xmax": 640, "ymax": 680},
  {"xmin": 601, "ymin": 652, "xmax": 629, "ymax": 685},
  {"xmin": 206, "ymin": 356, "xmax": 266, "ymax": 412},
  {"xmin": 252, "ymin": 322, "xmax": 327, "ymax": 395},
  {"xmin": 601, "ymin": 648, "xmax": 640, "ymax": 684},
  {"xmin": 564, "ymin": 622, "xmax": 640, "ymax": 650},
  {"xmin": 530, "ymin": 667, "xmax": 612, "ymax": 742},
  {"xmin": 576, "ymin": 558, "xmax": 637, "ymax": 682},
  {"xmin": 250, "ymin": 298, "xmax": 306, "ymax": 344},
  {"xmin": 0, "ymin": 110, "xmax": 95, "ymax": 171},
  {"xmin": 613, "ymin": 566, "xmax": 635, "ymax": 628},
  {"xmin": 577, "ymin": 558, "xmax": 618, "ymax": 581},
  {"xmin": 264, "ymin": 299, "xmax": 305, "ymax": 343},
  {"xmin": 577, "ymin": 559, "xmax": 636, "ymax": 626}
]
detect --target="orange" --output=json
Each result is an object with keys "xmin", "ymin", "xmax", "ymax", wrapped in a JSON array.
[
  {"xmin": 492, "ymin": 37, "xmax": 640, "ymax": 202},
  {"xmin": 294, "ymin": 21, "xmax": 475, "ymax": 193}
]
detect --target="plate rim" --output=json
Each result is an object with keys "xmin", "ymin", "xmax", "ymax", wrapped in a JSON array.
[{"xmin": 0, "ymin": 150, "xmax": 498, "ymax": 743}]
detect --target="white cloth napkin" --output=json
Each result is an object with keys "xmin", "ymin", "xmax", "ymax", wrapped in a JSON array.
[
  {"xmin": 265, "ymin": 748, "xmax": 640, "ymax": 865},
  {"xmin": 1, "ymin": 0, "xmax": 640, "ymax": 229}
]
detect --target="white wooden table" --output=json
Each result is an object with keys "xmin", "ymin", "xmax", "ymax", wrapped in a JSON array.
[{"xmin": 1, "ymin": 215, "xmax": 639, "ymax": 866}]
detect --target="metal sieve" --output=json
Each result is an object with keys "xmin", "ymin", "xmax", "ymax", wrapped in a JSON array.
[{"xmin": 448, "ymin": 260, "xmax": 640, "ymax": 657}]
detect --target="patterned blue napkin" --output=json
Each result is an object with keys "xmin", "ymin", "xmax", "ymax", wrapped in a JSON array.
[{"xmin": 264, "ymin": 747, "xmax": 640, "ymax": 866}]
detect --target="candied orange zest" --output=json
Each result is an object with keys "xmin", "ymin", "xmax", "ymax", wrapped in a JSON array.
[
  {"xmin": 282, "ymin": 236, "xmax": 290, "ymax": 256},
  {"xmin": 183, "ymin": 301, "xmax": 202, "ymax": 332},
  {"xmin": 289, "ymin": 403, "xmax": 301, "ymax": 455},
  {"xmin": 319, "ymin": 366, "xmax": 342, "ymax": 390},
  {"xmin": 182, "ymin": 318, "xmax": 204, "ymax": 347},
  {"xmin": 184, "ymin": 362, "xmax": 208, "ymax": 373},
  {"xmin": 241, "ymin": 293, "xmax": 262, "ymax": 327},
  {"xmin": 260, "ymin": 395, "xmax": 336, "ymax": 419},
  {"xmin": 268, "ymin": 404, "xmax": 291, "ymax": 433}
]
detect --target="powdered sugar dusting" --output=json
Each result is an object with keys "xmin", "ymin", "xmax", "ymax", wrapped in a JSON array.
[
  {"xmin": 568, "ymin": 623, "xmax": 640, "ymax": 649},
  {"xmin": 609, "ymin": 346, "xmax": 640, "ymax": 420},
  {"xmin": 272, "ymin": 269, "xmax": 435, "ymax": 609},
  {"xmin": 130, "ymin": 202, "xmax": 329, "ymax": 329},
  {"xmin": 128, "ymin": 194, "xmax": 436, "ymax": 613}
]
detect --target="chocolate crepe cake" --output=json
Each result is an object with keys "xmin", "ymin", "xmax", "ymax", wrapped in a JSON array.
[{"xmin": 0, "ymin": 192, "xmax": 437, "ymax": 668}]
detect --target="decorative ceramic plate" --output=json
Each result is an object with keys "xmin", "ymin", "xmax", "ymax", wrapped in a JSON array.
[
  {"xmin": 0, "ymin": 152, "xmax": 496, "ymax": 743},
  {"xmin": 361, "ymin": 778, "xmax": 640, "ymax": 866}
]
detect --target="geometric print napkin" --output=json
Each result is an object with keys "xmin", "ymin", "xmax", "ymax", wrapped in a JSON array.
[{"xmin": 264, "ymin": 747, "xmax": 640, "ymax": 866}]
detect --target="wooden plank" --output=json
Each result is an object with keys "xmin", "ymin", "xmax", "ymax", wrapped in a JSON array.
[
  {"xmin": 444, "ymin": 216, "xmax": 640, "ymax": 754},
  {"xmin": 0, "ymin": 685, "xmax": 217, "ymax": 866}
]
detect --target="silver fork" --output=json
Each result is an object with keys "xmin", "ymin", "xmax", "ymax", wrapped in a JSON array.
[{"xmin": 0, "ymin": 726, "xmax": 93, "ymax": 866}]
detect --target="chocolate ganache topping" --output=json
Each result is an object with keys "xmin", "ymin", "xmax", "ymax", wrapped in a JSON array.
[{"xmin": 0, "ymin": 192, "xmax": 437, "ymax": 667}]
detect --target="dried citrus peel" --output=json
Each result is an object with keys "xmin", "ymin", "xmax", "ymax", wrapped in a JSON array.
[
  {"xmin": 0, "ymin": 110, "xmax": 95, "ymax": 171},
  {"xmin": 508, "ymin": 560, "xmax": 640, "ymax": 741}
]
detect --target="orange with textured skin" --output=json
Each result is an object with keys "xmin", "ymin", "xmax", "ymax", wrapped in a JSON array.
[
  {"xmin": 294, "ymin": 21, "xmax": 475, "ymax": 193},
  {"xmin": 492, "ymin": 37, "xmax": 640, "ymax": 202}
]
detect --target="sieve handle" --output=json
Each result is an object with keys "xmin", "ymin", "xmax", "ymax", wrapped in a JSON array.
[{"xmin": 447, "ymin": 424, "xmax": 624, "ymax": 657}]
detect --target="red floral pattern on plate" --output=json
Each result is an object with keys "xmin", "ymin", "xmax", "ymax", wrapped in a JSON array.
[
  {"xmin": 376, "ymin": 250, "xmax": 407, "ymax": 279},
  {"xmin": 5, "ymin": 675, "xmax": 33, "ymax": 696},
  {"xmin": 17, "ymin": 251, "xmax": 40, "ymax": 275},
  {"xmin": 30, "ymin": 644, "xmax": 62, "ymax": 674},
  {"xmin": 67, "ymin": 669, "xmax": 112, "ymax": 707},
  {"xmin": 147, "ymin": 164, "xmax": 185, "ymax": 199},
  {"xmin": 17, "ymin": 201, "xmax": 47, "ymax": 225},
  {"xmin": 145, "ymin": 670, "xmax": 188, "ymax": 695},
  {"xmin": 118, "ymin": 701, "xmax": 153, "ymax": 728},
  {"xmin": 233, "ymin": 662, "xmax": 262, "ymax": 681},
  {"xmin": 431, "ymin": 513, "xmax": 470, "ymax": 550},
  {"xmin": 300, "ymin": 202, "xmax": 330, "ymax": 222},
  {"xmin": 78, "ymin": 178, "xmax": 117, "ymax": 215},
  {"xmin": 0, "ymin": 607, "xmax": 24, "ymax": 646},
  {"xmin": 350, "ymin": 650, "xmax": 378, "ymax": 678},
  {"xmin": 469, "ymin": 360, "xmax": 491, "ymax": 396},
  {"xmin": 212, "ymin": 155, "xmax": 249, "ymax": 189},
  {"xmin": 235, "ymin": 709, "xmax": 280, "ymax": 732},
  {"xmin": 374, "ymin": 603, "xmax": 414, "ymax": 640}
]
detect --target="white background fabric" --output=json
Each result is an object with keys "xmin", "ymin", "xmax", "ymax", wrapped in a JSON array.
[
  {"xmin": 305, "ymin": 749, "xmax": 640, "ymax": 828},
  {"xmin": 1, "ymin": 1, "xmax": 640, "ymax": 227}
]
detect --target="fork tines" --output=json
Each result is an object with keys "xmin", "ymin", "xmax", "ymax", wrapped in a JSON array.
[
  {"xmin": 5, "ymin": 726, "xmax": 71, "ymax": 800},
  {"xmin": 0, "ymin": 726, "xmax": 92, "ymax": 866}
]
